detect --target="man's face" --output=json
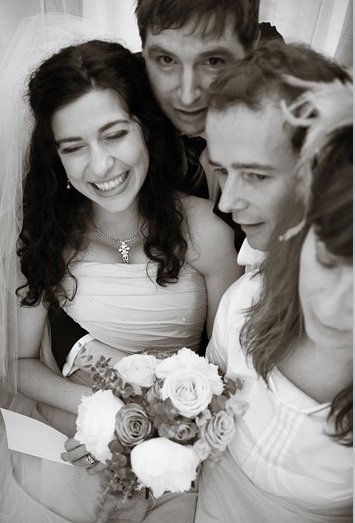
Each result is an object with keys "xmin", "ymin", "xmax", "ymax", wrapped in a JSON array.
[
  {"xmin": 206, "ymin": 101, "xmax": 299, "ymax": 251},
  {"xmin": 143, "ymin": 19, "xmax": 246, "ymax": 136}
]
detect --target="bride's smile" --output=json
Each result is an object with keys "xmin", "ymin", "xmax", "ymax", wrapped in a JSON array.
[{"xmin": 92, "ymin": 171, "xmax": 130, "ymax": 192}]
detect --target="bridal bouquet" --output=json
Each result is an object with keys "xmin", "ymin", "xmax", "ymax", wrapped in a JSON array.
[{"xmin": 75, "ymin": 348, "xmax": 247, "ymax": 519}]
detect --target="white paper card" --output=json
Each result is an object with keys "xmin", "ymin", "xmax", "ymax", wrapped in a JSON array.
[{"xmin": 1, "ymin": 408, "xmax": 71, "ymax": 465}]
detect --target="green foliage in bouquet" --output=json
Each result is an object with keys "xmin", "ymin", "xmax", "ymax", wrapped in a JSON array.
[{"xmin": 76, "ymin": 349, "xmax": 248, "ymax": 522}]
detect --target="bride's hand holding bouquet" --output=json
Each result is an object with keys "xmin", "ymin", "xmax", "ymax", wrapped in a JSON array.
[{"xmin": 70, "ymin": 348, "xmax": 247, "ymax": 522}]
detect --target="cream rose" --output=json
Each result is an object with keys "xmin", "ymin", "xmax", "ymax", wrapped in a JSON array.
[
  {"xmin": 160, "ymin": 370, "xmax": 213, "ymax": 418},
  {"xmin": 114, "ymin": 354, "xmax": 157, "ymax": 388},
  {"xmin": 201, "ymin": 411, "xmax": 236, "ymax": 451},
  {"xmin": 75, "ymin": 390, "xmax": 124, "ymax": 463},
  {"xmin": 131, "ymin": 437, "xmax": 200, "ymax": 498},
  {"xmin": 155, "ymin": 347, "xmax": 223, "ymax": 395}
]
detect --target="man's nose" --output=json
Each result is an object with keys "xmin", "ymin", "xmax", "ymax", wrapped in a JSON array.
[
  {"xmin": 218, "ymin": 176, "xmax": 249, "ymax": 213},
  {"xmin": 177, "ymin": 67, "xmax": 201, "ymax": 106}
]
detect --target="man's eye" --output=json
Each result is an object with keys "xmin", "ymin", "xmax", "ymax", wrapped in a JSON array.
[
  {"xmin": 157, "ymin": 55, "xmax": 175, "ymax": 65},
  {"xmin": 317, "ymin": 257, "xmax": 337, "ymax": 269},
  {"xmin": 247, "ymin": 173, "xmax": 268, "ymax": 182},
  {"xmin": 205, "ymin": 57, "xmax": 225, "ymax": 67},
  {"xmin": 214, "ymin": 167, "xmax": 227, "ymax": 176},
  {"xmin": 315, "ymin": 249, "xmax": 338, "ymax": 269},
  {"xmin": 315, "ymin": 240, "xmax": 340, "ymax": 269}
]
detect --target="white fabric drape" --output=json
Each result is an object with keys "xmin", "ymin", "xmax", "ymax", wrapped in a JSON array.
[
  {"xmin": 334, "ymin": 0, "xmax": 353, "ymax": 68},
  {"xmin": 0, "ymin": 4, "xmax": 113, "ymax": 397},
  {"xmin": 79, "ymin": 0, "xmax": 352, "ymax": 61},
  {"xmin": 81, "ymin": 0, "xmax": 141, "ymax": 51},
  {"xmin": 1, "ymin": 0, "xmax": 351, "ymax": 60},
  {"xmin": 259, "ymin": 0, "xmax": 352, "ymax": 67}
]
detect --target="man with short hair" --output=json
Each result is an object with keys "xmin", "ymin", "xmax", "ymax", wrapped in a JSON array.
[
  {"xmin": 205, "ymin": 41, "xmax": 350, "ymax": 254},
  {"xmin": 195, "ymin": 42, "xmax": 351, "ymax": 523},
  {"xmin": 137, "ymin": 0, "xmax": 259, "ymax": 139},
  {"xmin": 135, "ymin": 0, "xmax": 282, "ymax": 250}
]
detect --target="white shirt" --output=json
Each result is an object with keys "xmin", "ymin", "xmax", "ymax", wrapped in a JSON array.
[
  {"xmin": 236, "ymin": 238, "xmax": 265, "ymax": 272},
  {"xmin": 207, "ymin": 272, "xmax": 352, "ymax": 509}
]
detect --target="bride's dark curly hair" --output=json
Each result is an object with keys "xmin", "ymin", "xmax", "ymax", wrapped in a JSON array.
[{"xmin": 17, "ymin": 40, "xmax": 187, "ymax": 308}]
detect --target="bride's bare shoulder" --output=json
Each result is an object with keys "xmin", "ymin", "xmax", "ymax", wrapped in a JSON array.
[{"xmin": 180, "ymin": 195, "xmax": 236, "ymax": 265}]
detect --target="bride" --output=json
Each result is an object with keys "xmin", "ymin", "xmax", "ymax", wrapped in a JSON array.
[{"xmin": 0, "ymin": 16, "xmax": 238, "ymax": 523}]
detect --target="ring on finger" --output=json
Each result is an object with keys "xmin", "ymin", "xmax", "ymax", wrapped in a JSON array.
[{"xmin": 85, "ymin": 453, "xmax": 97, "ymax": 466}]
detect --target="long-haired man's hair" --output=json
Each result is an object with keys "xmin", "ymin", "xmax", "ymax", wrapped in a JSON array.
[{"xmin": 242, "ymin": 127, "xmax": 353, "ymax": 445}]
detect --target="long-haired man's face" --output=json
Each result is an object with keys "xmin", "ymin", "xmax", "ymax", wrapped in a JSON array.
[
  {"xmin": 206, "ymin": 101, "xmax": 299, "ymax": 251},
  {"xmin": 143, "ymin": 17, "xmax": 246, "ymax": 137},
  {"xmin": 299, "ymin": 226, "xmax": 353, "ymax": 349}
]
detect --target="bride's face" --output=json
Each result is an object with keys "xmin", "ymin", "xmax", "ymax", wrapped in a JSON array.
[
  {"xmin": 51, "ymin": 88, "xmax": 149, "ymax": 215},
  {"xmin": 298, "ymin": 226, "xmax": 353, "ymax": 350}
]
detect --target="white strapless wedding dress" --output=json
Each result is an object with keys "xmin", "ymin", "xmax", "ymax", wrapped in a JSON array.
[
  {"xmin": 0, "ymin": 262, "xmax": 206, "ymax": 523},
  {"xmin": 62, "ymin": 261, "xmax": 207, "ymax": 354}
]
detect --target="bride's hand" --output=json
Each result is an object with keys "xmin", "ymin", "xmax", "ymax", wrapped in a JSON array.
[{"xmin": 61, "ymin": 437, "xmax": 106, "ymax": 475}]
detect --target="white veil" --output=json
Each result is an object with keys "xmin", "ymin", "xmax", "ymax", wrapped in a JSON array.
[{"xmin": 0, "ymin": 13, "xmax": 121, "ymax": 397}]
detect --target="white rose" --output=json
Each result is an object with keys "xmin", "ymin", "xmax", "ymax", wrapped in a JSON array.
[
  {"xmin": 155, "ymin": 347, "xmax": 223, "ymax": 395},
  {"xmin": 161, "ymin": 369, "xmax": 213, "ymax": 418},
  {"xmin": 75, "ymin": 390, "xmax": 124, "ymax": 463},
  {"xmin": 131, "ymin": 437, "xmax": 200, "ymax": 498},
  {"xmin": 114, "ymin": 354, "xmax": 158, "ymax": 388}
]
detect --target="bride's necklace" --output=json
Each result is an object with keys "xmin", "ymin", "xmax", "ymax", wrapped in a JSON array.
[{"xmin": 93, "ymin": 221, "xmax": 148, "ymax": 263}]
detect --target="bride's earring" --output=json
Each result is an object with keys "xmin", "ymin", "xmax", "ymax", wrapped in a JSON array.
[{"xmin": 66, "ymin": 179, "xmax": 71, "ymax": 190}]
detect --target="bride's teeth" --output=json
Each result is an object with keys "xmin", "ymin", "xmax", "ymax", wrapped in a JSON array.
[{"xmin": 94, "ymin": 172, "xmax": 127, "ymax": 192}]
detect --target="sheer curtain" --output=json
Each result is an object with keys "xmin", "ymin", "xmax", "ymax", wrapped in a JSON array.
[
  {"xmin": 79, "ymin": 0, "xmax": 352, "ymax": 63},
  {"xmin": 259, "ymin": 0, "xmax": 352, "ymax": 67},
  {"xmin": 334, "ymin": 0, "xmax": 353, "ymax": 68},
  {"xmin": 1, "ymin": 0, "xmax": 352, "ymax": 61},
  {"xmin": 81, "ymin": 0, "xmax": 141, "ymax": 51}
]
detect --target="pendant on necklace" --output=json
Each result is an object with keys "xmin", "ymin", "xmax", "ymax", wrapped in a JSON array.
[{"xmin": 118, "ymin": 241, "xmax": 131, "ymax": 263}]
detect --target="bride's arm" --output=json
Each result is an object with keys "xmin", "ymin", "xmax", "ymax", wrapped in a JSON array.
[
  {"xmin": 48, "ymin": 307, "xmax": 128, "ymax": 376},
  {"xmin": 67, "ymin": 338, "xmax": 130, "ymax": 375},
  {"xmin": 17, "ymin": 299, "xmax": 91, "ymax": 415}
]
